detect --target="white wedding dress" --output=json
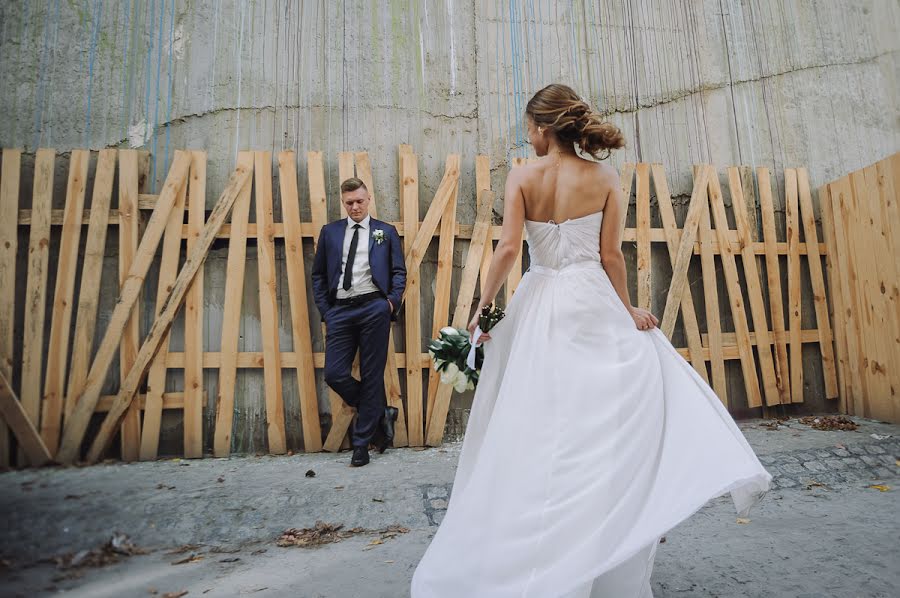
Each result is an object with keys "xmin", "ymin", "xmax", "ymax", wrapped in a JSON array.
[{"xmin": 411, "ymin": 211, "xmax": 771, "ymax": 598}]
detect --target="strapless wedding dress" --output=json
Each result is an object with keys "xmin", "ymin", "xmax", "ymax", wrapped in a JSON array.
[{"xmin": 411, "ymin": 211, "xmax": 771, "ymax": 598}]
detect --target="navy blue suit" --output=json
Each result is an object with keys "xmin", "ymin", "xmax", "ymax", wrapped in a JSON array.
[{"xmin": 311, "ymin": 218, "xmax": 406, "ymax": 447}]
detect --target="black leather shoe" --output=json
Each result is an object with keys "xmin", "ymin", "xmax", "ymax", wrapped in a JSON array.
[{"xmin": 350, "ymin": 446, "xmax": 369, "ymax": 467}]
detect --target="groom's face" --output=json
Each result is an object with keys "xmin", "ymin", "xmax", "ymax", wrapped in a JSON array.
[{"xmin": 342, "ymin": 188, "xmax": 371, "ymax": 222}]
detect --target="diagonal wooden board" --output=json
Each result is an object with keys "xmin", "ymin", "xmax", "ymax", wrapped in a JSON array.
[
  {"xmin": 651, "ymin": 164, "xmax": 709, "ymax": 382},
  {"xmin": 82, "ymin": 157, "xmax": 254, "ymax": 463},
  {"xmin": 707, "ymin": 166, "xmax": 764, "ymax": 409},
  {"xmin": 727, "ymin": 167, "xmax": 780, "ymax": 407},
  {"xmin": 56, "ymin": 150, "xmax": 193, "ymax": 463},
  {"xmin": 425, "ymin": 189, "xmax": 495, "ymax": 446},
  {"xmin": 658, "ymin": 165, "xmax": 709, "ymax": 340},
  {"xmin": 0, "ymin": 369, "xmax": 52, "ymax": 466}
]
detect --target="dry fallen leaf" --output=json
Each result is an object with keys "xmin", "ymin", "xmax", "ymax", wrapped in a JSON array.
[
  {"xmin": 171, "ymin": 554, "xmax": 204, "ymax": 565},
  {"xmin": 736, "ymin": 518, "xmax": 751, "ymax": 524},
  {"xmin": 869, "ymin": 484, "xmax": 891, "ymax": 492},
  {"xmin": 798, "ymin": 415, "xmax": 858, "ymax": 431},
  {"xmin": 368, "ymin": 539, "xmax": 384, "ymax": 546},
  {"xmin": 161, "ymin": 592, "xmax": 188, "ymax": 598}
]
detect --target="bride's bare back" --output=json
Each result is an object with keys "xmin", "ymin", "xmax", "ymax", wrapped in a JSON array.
[{"xmin": 516, "ymin": 153, "xmax": 619, "ymax": 224}]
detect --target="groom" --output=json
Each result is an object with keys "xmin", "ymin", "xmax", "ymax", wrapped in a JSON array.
[{"xmin": 312, "ymin": 177, "xmax": 405, "ymax": 466}]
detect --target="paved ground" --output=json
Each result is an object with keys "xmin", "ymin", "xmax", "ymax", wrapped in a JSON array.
[{"xmin": 1, "ymin": 416, "xmax": 898, "ymax": 598}]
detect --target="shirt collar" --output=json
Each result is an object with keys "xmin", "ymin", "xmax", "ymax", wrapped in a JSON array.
[{"xmin": 347, "ymin": 214, "xmax": 371, "ymax": 230}]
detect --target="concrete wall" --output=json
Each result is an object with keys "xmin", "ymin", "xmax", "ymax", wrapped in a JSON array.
[{"xmin": 2, "ymin": 1, "xmax": 898, "ymax": 454}]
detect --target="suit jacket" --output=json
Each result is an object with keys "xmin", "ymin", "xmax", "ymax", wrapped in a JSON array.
[{"xmin": 311, "ymin": 218, "xmax": 406, "ymax": 321}]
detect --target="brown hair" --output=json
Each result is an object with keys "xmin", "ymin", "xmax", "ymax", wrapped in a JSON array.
[
  {"xmin": 340, "ymin": 177, "xmax": 367, "ymax": 194},
  {"xmin": 525, "ymin": 84, "xmax": 625, "ymax": 160}
]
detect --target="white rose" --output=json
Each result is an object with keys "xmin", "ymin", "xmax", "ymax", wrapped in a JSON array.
[
  {"xmin": 453, "ymin": 372, "xmax": 469, "ymax": 393},
  {"xmin": 440, "ymin": 326, "xmax": 459, "ymax": 337},
  {"xmin": 440, "ymin": 362, "xmax": 460, "ymax": 385},
  {"xmin": 466, "ymin": 379, "xmax": 475, "ymax": 391}
]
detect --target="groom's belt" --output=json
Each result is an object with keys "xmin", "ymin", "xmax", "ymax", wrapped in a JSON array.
[{"xmin": 335, "ymin": 291, "xmax": 384, "ymax": 306}]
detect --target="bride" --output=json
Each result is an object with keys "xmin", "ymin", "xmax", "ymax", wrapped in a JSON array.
[{"xmin": 410, "ymin": 84, "xmax": 771, "ymax": 598}]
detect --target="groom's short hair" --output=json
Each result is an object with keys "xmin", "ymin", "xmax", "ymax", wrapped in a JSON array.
[{"xmin": 340, "ymin": 177, "xmax": 367, "ymax": 194}]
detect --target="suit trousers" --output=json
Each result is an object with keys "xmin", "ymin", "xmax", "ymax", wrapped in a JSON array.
[{"xmin": 323, "ymin": 298, "xmax": 392, "ymax": 447}]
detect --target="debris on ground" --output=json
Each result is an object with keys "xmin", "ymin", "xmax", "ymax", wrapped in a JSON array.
[
  {"xmin": 166, "ymin": 544, "xmax": 203, "ymax": 555},
  {"xmin": 161, "ymin": 591, "xmax": 188, "ymax": 598},
  {"xmin": 870, "ymin": 433, "xmax": 892, "ymax": 440},
  {"xmin": 171, "ymin": 554, "xmax": 204, "ymax": 565},
  {"xmin": 305, "ymin": 469, "xmax": 316, "ymax": 478},
  {"xmin": 868, "ymin": 484, "xmax": 891, "ymax": 492},
  {"xmin": 798, "ymin": 416, "xmax": 859, "ymax": 431},
  {"xmin": 276, "ymin": 522, "xmax": 409, "ymax": 548},
  {"xmin": 759, "ymin": 417, "xmax": 791, "ymax": 431},
  {"xmin": 55, "ymin": 533, "xmax": 146, "ymax": 571}
]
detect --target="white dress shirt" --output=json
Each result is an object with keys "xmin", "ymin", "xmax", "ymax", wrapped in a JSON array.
[{"xmin": 336, "ymin": 214, "xmax": 380, "ymax": 299}]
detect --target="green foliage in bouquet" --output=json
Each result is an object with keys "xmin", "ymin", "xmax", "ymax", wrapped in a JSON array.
[
  {"xmin": 428, "ymin": 327, "xmax": 479, "ymax": 393},
  {"xmin": 428, "ymin": 305, "xmax": 506, "ymax": 392}
]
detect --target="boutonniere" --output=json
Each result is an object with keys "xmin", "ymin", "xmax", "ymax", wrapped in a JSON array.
[{"xmin": 372, "ymin": 229, "xmax": 385, "ymax": 245}]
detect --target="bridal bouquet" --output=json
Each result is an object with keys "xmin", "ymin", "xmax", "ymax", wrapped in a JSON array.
[{"xmin": 428, "ymin": 305, "xmax": 505, "ymax": 392}]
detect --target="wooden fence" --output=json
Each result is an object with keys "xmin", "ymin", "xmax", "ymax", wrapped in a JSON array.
[
  {"xmin": 819, "ymin": 152, "xmax": 900, "ymax": 424},
  {"xmin": 0, "ymin": 147, "xmax": 846, "ymax": 466}
]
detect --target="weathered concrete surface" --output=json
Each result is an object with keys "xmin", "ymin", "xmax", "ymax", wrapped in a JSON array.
[{"xmin": 1, "ymin": 416, "xmax": 898, "ymax": 597}]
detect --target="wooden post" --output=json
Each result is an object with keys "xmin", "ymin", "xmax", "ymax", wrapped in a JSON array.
[
  {"xmin": 785, "ymin": 169, "xmax": 804, "ymax": 403},
  {"xmin": 636, "ymin": 163, "xmax": 652, "ymax": 311},
  {"xmin": 401, "ymin": 151, "xmax": 423, "ymax": 446},
  {"xmin": 183, "ymin": 151, "xmax": 206, "ymax": 458},
  {"xmin": 0, "ymin": 149, "xmax": 21, "ymax": 466},
  {"xmin": 40, "ymin": 150, "xmax": 88, "ymax": 453},
  {"xmin": 212, "ymin": 152, "xmax": 254, "ymax": 457},
  {"xmin": 254, "ymin": 152, "xmax": 287, "ymax": 455},
  {"xmin": 278, "ymin": 151, "xmax": 323, "ymax": 452}
]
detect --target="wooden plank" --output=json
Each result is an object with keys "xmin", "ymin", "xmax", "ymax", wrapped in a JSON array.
[
  {"xmin": 728, "ymin": 167, "xmax": 780, "ymax": 407},
  {"xmin": 874, "ymin": 159, "xmax": 900, "ymax": 405},
  {"xmin": 785, "ymin": 170, "xmax": 804, "ymax": 403},
  {"xmin": 212, "ymin": 152, "xmax": 254, "ymax": 458},
  {"xmin": 354, "ymin": 150, "xmax": 408, "ymax": 448},
  {"xmin": 698, "ymin": 192, "xmax": 727, "ymax": 405},
  {"xmin": 307, "ymin": 152, "xmax": 328, "ymax": 234},
  {"xmin": 636, "ymin": 163, "xmax": 652, "ymax": 310},
  {"xmin": 65, "ymin": 150, "xmax": 115, "ymax": 421},
  {"xmin": 278, "ymin": 151, "xmax": 322, "ymax": 452},
  {"xmin": 828, "ymin": 177, "xmax": 866, "ymax": 411},
  {"xmin": 618, "ymin": 163, "xmax": 636, "ymax": 238},
  {"xmin": 658, "ymin": 165, "xmax": 708, "ymax": 340},
  {"xmin": 56, "ymin": 150, "xmax": 193, "ymax": 464},
  {"xmin": 98, "ymin": 391, "xmax": 208, "ymax": 413},
  {"xmin": 401, "ymin": 151, "xmax": 424, "ymax": 447},
  {"xmin": 183, "ymin": 151, "xmax": 206, "ymax": 458},
  {"xmin": 651, "ymin": 164, "xmax": 708, "ymax": 382},
  {"xmin": 857, "ymin": 166, "xmax": 897, "ymax": 420},
  {"xmin": 756, "ymin": 168, "xmax": 791, "ymax": 404},
  {"xmin": 39, "ymin": 150, "xmax": 88, "ymax": 454},
  {"xmin": 82, "ymin": 155, "xmax": 253, "ymax": 464},
  {"xmin": 20, "ymin": 149, "xmax": 55, "ymax": 435},
  {"xmin": 427, "ymin": 156, "xmax": 464, "ymax": 423},
  {"xmin": 0, "ymin": 370, "xmax": 51, "ymax": 466},
  {"xmin": 403, "ymin": 155, "xmax": 460, "ymax": 283},
  {"xmin": 426, "ymin": 189, "xmax": 494, "ymax": 446},
  {"xmin": 477, "ymin": 156, "xmax": 493, "ymax": 289},
  {"xmin": 118, "ymin": 150, "xmax": 142, "ymax": 461},
  {"xmin": 797, "ymin": 168, "xmax": 838, "ymax": 399},
  {"xmin": 0, "ymin": 149, "xmax": 21, "ymax": 465},
  {"xmin": 254, "ymin": 152, "xmax": 287, "ymax": 455},
  {"xmin": 818, "ymin": 184, "xmax": 850, "ymax": 411},
  {"xmin": 707, "ymin": 166, "xmax": 763, "ymax": 408},
  {"xmin": 322, "ymin": 155, "xmax": 358, "ymax": 453},
  {"xmin": 139, "ymin": 167, "xmax": 188, "ymax": 461}
]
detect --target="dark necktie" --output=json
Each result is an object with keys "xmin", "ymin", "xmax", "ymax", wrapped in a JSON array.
[{"xmin": 343, "ymin": 224, "xmax": 361, "ymax": 291}]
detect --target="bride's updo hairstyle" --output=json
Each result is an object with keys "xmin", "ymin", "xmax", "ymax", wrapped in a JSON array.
[{"xmin": 525, "ymin": 84, "xmax": 625, "ymax": 160}]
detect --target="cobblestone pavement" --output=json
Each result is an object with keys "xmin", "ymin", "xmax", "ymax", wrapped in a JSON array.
[{"xmin": 1, "ymin": 416, "xmax": 898, "ymax": 597}]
